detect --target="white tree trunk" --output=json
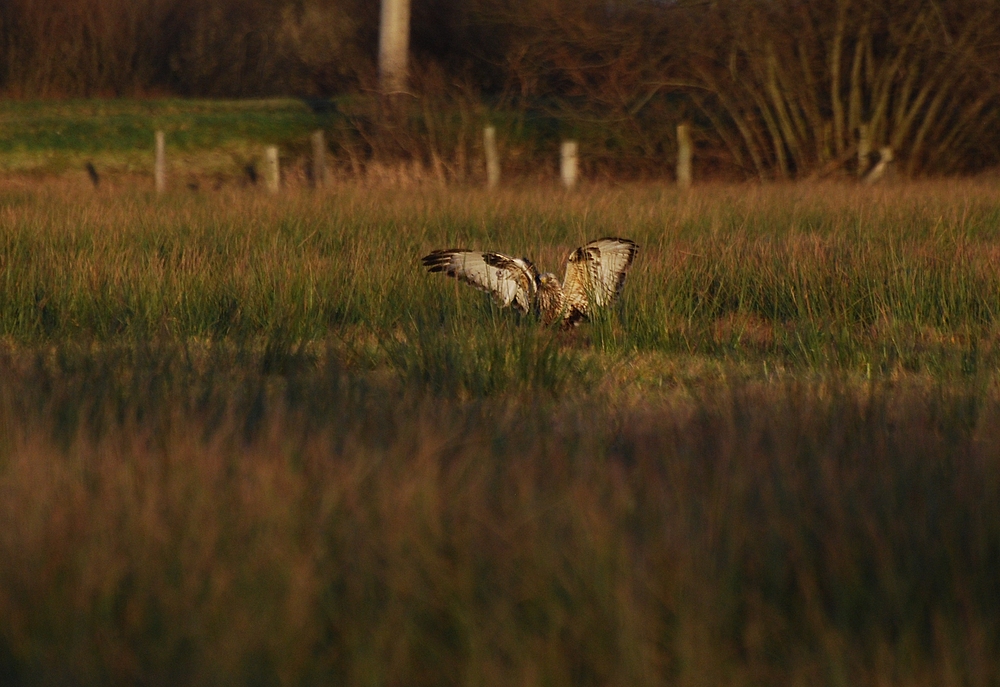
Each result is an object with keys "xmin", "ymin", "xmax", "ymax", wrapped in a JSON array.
[{"xmin": 379, "ymin": 0, "xmax": 410, "ymax": 94}]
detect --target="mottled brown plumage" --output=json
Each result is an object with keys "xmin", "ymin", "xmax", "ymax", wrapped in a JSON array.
[{"xmin": 421, "ymin": 238, "xmax": 638, "ymax": 327}]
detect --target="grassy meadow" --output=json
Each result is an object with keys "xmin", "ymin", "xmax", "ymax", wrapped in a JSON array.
[{"xmin": 1, "ymin": 177, "xmax": 1000, "ymax": 685}]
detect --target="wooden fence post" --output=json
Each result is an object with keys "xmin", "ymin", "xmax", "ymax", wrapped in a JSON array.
[
  {"xmin": 560, "ymin": 140, "xmax": 578, "ymax": 190},
  {"xmin": 311, "ymin": 130, "xmax": 327, "ymax": 188},
  {"xmin": 676, "ymin": 123, "xmax": 692, "ymax": 189},
  {"xmin": 154, "ymin": 131, "xmax": 166, "ymax": 194},
  {"xmin": 483, "ymin": 126, "xmax": 500, "ymax": 189},
  {"xmin": 265, "ymin": 146, "xmax": 280, "ymax": 194}
]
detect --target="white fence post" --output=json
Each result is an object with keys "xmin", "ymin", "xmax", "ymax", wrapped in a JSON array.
[
  {"xmin": 676, "ymin": 123, "xmax": 692, "ymax": 189},
  {"xmin": 154, "ymin": 131, "xmax": 166, "ymax": 194},
  {"xmin": 560, "ymin": 140, "xmax": 578, "ymax": 190},
  {"xmin": 311, "ymin": 130, "xmax": 327, "ymax": 188},
  {"xmin": 484, "ymin": 126, "xmax": 500, "ymax": 189},
  {"xmin": 265, "ymin": 146, "xmax": 280, "ymax": 194}
]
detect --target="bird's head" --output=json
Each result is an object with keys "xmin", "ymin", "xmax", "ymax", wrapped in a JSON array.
[{"xmin": 537, "ymin": 272, "xmax": 559, "ymax": 289}]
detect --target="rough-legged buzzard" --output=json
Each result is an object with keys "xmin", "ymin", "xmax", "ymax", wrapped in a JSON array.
[{"xmin": 421, "ymin": 237, "xmax": 638, "ymax": 327}]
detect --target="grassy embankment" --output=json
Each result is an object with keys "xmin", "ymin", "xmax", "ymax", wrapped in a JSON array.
[
  {"xmin": 1, "ymin": 134, "xmax": 1000, "ymax": 684},
  {"xmin": 0, "ymin": 99, "xmax": 342, "ymax": 179}
]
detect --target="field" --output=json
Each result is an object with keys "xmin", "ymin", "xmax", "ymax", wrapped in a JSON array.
[
  {"xmin": 1, "ymin": 176, "xmax": 1000, "ymax": 686},
  {"xmin": 0, "ymin": 99, "xmax": 340, "ymax": 177}
]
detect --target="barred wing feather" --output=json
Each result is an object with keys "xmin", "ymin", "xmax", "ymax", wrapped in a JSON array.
[
  {"xmin": 562, "ymin": 237, "xmax": 638, "ymax": 317},
  {"xmin": 421, "ymin": 249, "xmax": 538, "ymax": 313}
]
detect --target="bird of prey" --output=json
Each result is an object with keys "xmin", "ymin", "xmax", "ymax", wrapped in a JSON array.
[{"xmin": 421, "ymin": 237, "xmax": 638, "ymax": 327}]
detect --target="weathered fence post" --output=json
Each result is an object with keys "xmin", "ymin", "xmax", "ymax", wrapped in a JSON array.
[
  {"xmin": 560, "ymin": 140, "xmax": 578, "ymax": 190},
  {"xmin": 676, "ymin": 123, "xmax": 692, "ymax": 189},
  {"xmin": 265, "ymin": 146, "xmax": 280, "ymax": 194},
  {"xmin": 483, "ymin": 126, "xmax": 500, "ymax": 189},
  {"xmin": 154, "ymin": 131, "xmax": 166, "ymax": 194},
  {"xmin": 311, "ymin": 130, "xmax": 327, "ymax": 189}
]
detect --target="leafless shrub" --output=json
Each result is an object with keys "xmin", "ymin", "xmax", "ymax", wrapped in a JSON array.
[{"xmin": 672, "ymin": 0, "xmax": 1000, "ymax": 177}]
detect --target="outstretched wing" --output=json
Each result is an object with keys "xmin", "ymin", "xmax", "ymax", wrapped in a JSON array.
[
  {"xmin": 561, "ymin": 237, "xmax": 638, "ymax": 319},
  {"xmin": 421, "ymin": 249, "xmax": 538, "ymax": 313}
]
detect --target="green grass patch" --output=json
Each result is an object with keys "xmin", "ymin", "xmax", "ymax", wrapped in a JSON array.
[
  {"xmin": 1, "ymin": 180, "xmax": 1000, "ymax": 386},
  {"xmin": 0, "ymin": 98, "xmax": 345, "ymax": 174}
]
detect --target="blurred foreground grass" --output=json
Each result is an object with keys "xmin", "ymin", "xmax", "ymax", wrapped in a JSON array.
[
  {"xmin": 1, "ymin": 341, "xmax": 998, "ymax": 685},
  {"xmin": 1, "ymin": 179, "xmax": 1000, "ymax": 684}
]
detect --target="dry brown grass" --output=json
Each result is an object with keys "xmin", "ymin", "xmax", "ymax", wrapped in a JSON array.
[{"xmin": 1, "ymin": 351, "xmax": 998, "ymax": 685}]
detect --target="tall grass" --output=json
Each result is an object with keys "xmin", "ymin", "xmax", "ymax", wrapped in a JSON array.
[
  {"xmin": 0, "ymin": 343, "xmax": 998, "ymax": 685},
  {"xmin": 2, "ymin": 179, "xmax": 1000, "ymax": 385}
]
